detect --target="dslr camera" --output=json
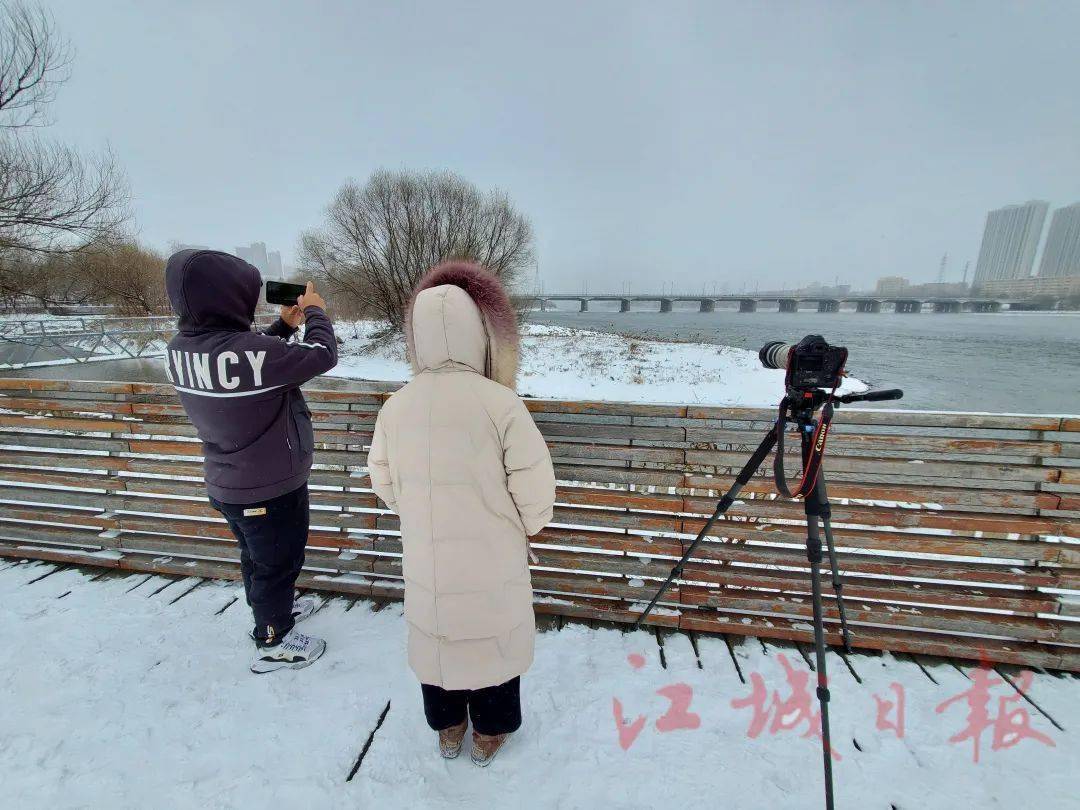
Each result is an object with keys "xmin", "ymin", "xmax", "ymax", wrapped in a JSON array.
[{"xmin": 759, "ymin": 334, "xmax": 848, "ymax": 392}]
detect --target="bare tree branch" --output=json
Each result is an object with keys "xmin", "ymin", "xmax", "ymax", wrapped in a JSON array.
[
  {"xmin": 0, "ymin": 138, "xmax": 129, "ymax": 253},
  {"xmin": 0, "ymin": 2, "xmax": 129, "ymax": 261},
  {"xmin": 0, "ymin": 1, "xmax": 72, "ymax": 130}
]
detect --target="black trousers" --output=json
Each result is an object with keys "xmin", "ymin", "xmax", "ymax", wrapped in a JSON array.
[
  {"xmin": 421, "ymin": 677, "xmax": 522, "ymax": 736},
  {"xmin": 209, "ymin": 484, "xmax": 309, "ymax": 645}
]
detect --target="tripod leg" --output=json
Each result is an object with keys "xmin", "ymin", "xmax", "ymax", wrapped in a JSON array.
[
  {"xmin": 808, "ymin": 550, "xmax": 837, "ymax": 810},
  {"xmin": 815, "ymin": 473, "xmax": 852, "ymax": 653},
  {"xmin": 631, "ymin": 426, "xmax": 778, "ymax": 630},
  {"xmin": 801, "ymin": 426, "xmax": 837, "ymax": 810}
]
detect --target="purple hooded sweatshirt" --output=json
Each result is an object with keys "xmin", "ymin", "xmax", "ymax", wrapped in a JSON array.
[{"xmin": 164, "ymin": 249, "xmax": 338, "ymax": 504}]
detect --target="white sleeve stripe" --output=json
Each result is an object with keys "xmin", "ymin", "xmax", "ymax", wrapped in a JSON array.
[
  {"xmin": 294, "ymin": 341, "xmax": 330, "ymax": 351},
  {"xmin": 173, "ymin": 384, "xmax": 285, "ymax": 398}
]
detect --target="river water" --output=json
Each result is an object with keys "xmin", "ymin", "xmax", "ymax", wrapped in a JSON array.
[
  {"xmin": 4, "ymin": 310, "xmax": 1078, "ymax": 413},
  {"xmin": 530, "ymin": 308, "xmax": 1080, "ymax": 413}
]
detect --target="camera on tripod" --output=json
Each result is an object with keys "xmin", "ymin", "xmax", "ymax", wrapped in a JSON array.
[
  {"xmin": 759, "ymin": 334, "xmax": 848, "ymax": 392},
  {"xmin": 633, "ymin": 333, "xmax": 904, "ymax": 810}
]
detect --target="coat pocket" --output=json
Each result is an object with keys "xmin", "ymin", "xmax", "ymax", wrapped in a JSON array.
[
  {"xmin": 435, "ymin": 579, "xmax": 533, "ymax": 641},
  {"xmin": 289, "ymin": 395, "xmax": 315, "ymax": 455},
  {"xmin": 436, "ymin": 590, "xmax": 517, "ymax": 640}
]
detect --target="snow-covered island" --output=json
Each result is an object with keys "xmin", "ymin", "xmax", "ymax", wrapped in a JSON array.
[{"xmin": 327, "ymin": 321, "xmax": 867, "ymax": 406}]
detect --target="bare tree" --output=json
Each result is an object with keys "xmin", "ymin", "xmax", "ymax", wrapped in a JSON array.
[
  {"xmin": 0, "ymin": 1, "xmax": 128, "ymax": 256},
  {"xmin": 0, "ymin": 138, "xmax": 127, "ymax": 252},
  {"xmin": 76, "ymin": 240, "xmax": 168, "ymax": 315},
  {"xmin": 0, "ymin": 238, "xmax": 167, "ymax": 313},
  {"xmin": 298, "ymin": 169, "xmax": 534, "ymax": 327},
  {"xmin": 0, "ymin": 246, "xmax": 94, "ymax": 309}
]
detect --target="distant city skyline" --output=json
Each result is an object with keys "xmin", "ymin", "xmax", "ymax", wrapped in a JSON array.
[
  {"xmin": 187, "ymin": 198, "xmax": 1080, "ymax": 295},
  {"xmin": 235, "ymin": 242, "xmax": 285, "ymax": 281}
]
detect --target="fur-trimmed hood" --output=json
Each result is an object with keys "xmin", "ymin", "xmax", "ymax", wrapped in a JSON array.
[{"xmin": 405, "ymin": 261, "xmax": 519, "ymax": 389}]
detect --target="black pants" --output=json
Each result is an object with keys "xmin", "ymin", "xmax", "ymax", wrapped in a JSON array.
[
  {"xmin": 421, "ymin": 677, "xmax": 522, "ymax": 736},
  {"xmin": 209, "ymin": 484, "xmax": 309, "ymax": 645}
]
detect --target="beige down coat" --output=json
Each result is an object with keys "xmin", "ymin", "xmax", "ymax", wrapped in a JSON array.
[{"xmin": 367, "ymin": 263, "xmax": 556, "ymax": 690}]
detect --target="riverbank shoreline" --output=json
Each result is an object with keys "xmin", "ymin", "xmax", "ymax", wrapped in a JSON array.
[{"xmin": 327, "ymin": 320, "xmax": 867, "ymax": 407}]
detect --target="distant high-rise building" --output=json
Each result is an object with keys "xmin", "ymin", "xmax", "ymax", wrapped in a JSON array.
[
  {"xmin": 1037, "ymin": 203, "xmax": 1080, "ymax": 279},
  {"xmin": 235, "ymin": 242, "xmax": 272, "ymax": 277},
  {"xmin": 267, "ymin": 251, "xmax": 284, "ymax": 281},
  {"xmin": 972, "ymin": 200, "xmax": 1049, "ymax": 283}
]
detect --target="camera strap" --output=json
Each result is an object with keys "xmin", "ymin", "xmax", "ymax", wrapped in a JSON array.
[{"xmin": 773, "ymin": 391, "xmax": 837, "ymax": 499}]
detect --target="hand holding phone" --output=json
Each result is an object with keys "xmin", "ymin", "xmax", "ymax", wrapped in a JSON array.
[
  {"xmin": 297, "ymin": 281, "xmax": 326, "ymax": 311},
  {"xmin": 279, "ymin": 303, "xmax": 304, "ymax": 328}
]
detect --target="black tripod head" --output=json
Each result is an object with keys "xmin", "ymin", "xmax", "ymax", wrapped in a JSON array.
[
  {"xmin": 837, "ymin": 388, "xmax": 905, "ymax": 405},
  {"xmin": 781, "ymin": 387, "xmax": 905, "ymax": 426}
]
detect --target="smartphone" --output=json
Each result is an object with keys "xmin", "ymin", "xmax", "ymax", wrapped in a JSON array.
[{"xmin": 266, "ymin": 280, "xmax": 306, "ymax": 306}]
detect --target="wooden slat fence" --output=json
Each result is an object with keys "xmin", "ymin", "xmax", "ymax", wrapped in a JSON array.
[{"xmin": 0, "ymin": 378, "xmax": 1078, "ymax": 671}]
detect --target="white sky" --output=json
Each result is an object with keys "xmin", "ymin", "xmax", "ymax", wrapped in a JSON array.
[{"xmin": 42, "ymin": 0, "xmax": 1080, "ymax": 291}]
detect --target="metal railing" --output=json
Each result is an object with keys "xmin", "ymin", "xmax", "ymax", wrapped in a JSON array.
[
  {"xmin": 0, "ymin": 315, "xmax": 277, "ymax": 369},
  {"xmin": 0, "ymin": 317, "xmax": 174, "ymax": 368}
]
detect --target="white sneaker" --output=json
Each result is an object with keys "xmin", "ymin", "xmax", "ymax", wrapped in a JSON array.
[
  {"xmin": 250, "ymin": 629, "xmax": 327, "ymax": 674},
  {"xmin": 248, "ymin": 596, "xmax": 319, "ymax": 641},
  {"xmin": 291, "ymin": 595, "xmax": 319, "ymax": 623}
]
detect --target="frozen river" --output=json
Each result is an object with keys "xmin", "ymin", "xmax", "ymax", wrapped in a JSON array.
[
  {"xmin": 3, "ymin": 310, "xmax": 1078, "ymax": 413},
  {"xmin": 530, "ymin": 308, "xmax": 1080, "ymax": 413}
]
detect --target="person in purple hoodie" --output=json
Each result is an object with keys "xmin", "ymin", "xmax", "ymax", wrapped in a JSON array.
[{"xmin": 164, "ymin": 249, "xmax": 338, "ymax": 674}]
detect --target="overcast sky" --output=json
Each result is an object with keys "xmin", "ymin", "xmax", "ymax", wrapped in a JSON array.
[{"xmin": 43, "ymin": 0, "xmax": 1080, "ymax": 291}]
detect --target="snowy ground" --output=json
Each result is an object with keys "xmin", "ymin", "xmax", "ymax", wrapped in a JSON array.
[
  {"xmin": 329, "ymin": 320, "xmax": 866, "ymax": 406},
  {"xmin": 2, "ymin": 561, "xmax": 1075, "ymax": 810}
]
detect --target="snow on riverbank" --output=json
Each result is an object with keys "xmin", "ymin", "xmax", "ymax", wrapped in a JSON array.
[{"xmin": 328, "ymin": 321, "xmax": 867, "ymax": 406}]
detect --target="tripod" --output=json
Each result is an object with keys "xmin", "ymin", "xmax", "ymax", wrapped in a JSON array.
[{"xmin": 632, "ymin": 386, "xmax": 902, "ymax": 810}]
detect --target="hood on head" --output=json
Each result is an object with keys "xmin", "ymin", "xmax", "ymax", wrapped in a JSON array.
[
  {"xmin": 405, "ymin": 261, "xmax": 519, "ymax": 388},
  {"xmin": 165, "ymin": 249, "xmax": 262, "ymax": 333}
]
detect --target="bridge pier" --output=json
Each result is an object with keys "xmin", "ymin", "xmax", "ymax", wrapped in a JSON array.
[
  {"xmin": 856, "ymin": 300, "xmax": 881, "ymax": 313},
  {"xmin": 619, "ymin": 298, "xmax": 631, "ymax": 313},
  {"xmin": 739, "ymin": 299, "xmax": 757, "ymax": 313},
  {"xmin": 779, "ymin": 299, "xmax": 799, "ymax": 313},
  {"xmin": 659, "ymin": 298, "xmax": 673, "ymax": 313},
  {"xmin": 817, "ymin": 300, "xmax": 839, "ymax": 313},
  {"xmin": 578, "ymin": 299, "xmax": 589, "ymax": 312},
  {"xmin": 699, "ymin": 299, "xmax": 715, "ymax": 313},
  {"xmin": 895, "ymin": 300, "xmax": 922, "ymax": 314}
]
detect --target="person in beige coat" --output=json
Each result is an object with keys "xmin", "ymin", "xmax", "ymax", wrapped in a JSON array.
[{"xmin": 367, "ymin": 260, "xmax": 556, "ymax": 766}]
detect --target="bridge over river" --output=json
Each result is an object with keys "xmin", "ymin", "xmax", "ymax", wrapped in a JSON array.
[{"xmin": 523, "ymin": 293, "xmax": 1028, "ymax": 314}]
